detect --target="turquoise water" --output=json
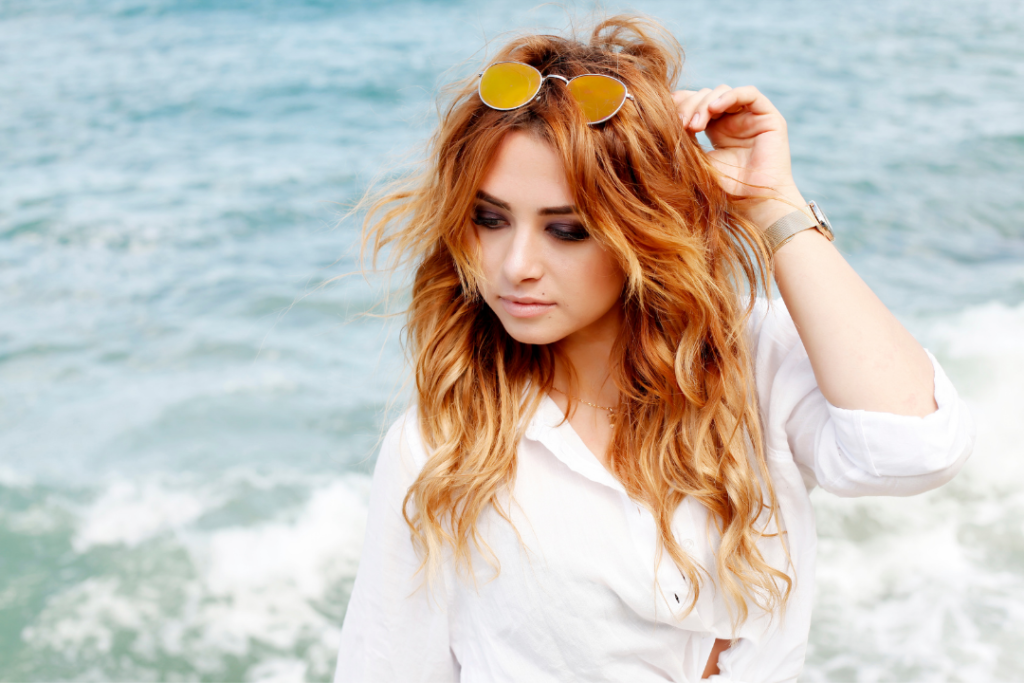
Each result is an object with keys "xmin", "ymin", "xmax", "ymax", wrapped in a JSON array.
[{"xmin": 1, "ymin": 0, "xmax": 1022, "ymax": 680}]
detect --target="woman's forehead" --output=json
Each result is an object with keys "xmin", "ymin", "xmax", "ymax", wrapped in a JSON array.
[{"xmin": 477, "ymin": 131, "xmax": 575, "ymax": 213}]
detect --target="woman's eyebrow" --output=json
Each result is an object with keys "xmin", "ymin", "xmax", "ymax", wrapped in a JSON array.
[
  {"xmin": 475, "ymin": 190, "xmax": 577, "ymax": 216},
  {"xmin": 538, "ymin": 204, "xmax": 577, "ymax": 216},
  {"xmin": 476, "ymin": 190, "xmax": 511, "ymax": 210}
]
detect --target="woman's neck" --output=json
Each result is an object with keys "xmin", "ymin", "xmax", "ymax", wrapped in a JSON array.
[{"xmin": 551, "ymin": 311, "xmax": 622, "ymax": 407}]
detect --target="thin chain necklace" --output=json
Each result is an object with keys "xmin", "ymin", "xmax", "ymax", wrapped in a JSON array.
[{"xmin": 550, "ymin": 387, "xmax": 619, "ymax": 427}]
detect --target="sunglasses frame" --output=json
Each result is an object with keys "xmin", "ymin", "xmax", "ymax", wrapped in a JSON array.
[{"xmin": 477, "ymin": 61, "xmax": 635, "ymax": 125}]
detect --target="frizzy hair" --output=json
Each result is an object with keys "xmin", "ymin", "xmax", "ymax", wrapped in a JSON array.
[{"xmin": 359, "ymin": 14, "xmax": 792, "ymax": 624}]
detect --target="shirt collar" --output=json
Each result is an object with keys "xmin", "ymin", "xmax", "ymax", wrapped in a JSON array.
[{"xmin": 524, "ymin": 394, "xmax": 628, "ymax": 494}]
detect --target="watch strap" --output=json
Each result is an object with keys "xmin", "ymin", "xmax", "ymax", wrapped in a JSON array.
[
  {"xmin": 762, "ymin": 210, "xmax": 818, "ymax": 253},
  {"xmin": 763, "ymin": 202, "xmax": 836, "ymax": 254}
]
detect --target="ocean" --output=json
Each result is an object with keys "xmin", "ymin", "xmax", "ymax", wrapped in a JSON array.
[{"xmin": 1, "ymin": 0, "xmax": 1022, "ymax": 680}]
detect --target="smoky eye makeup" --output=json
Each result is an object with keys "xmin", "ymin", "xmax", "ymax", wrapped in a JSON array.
[
  {"xmin": 471, "ymin": 207, "xmax": 506, "ymax": 229},
  {"xmin": 547, "ymin": 222, "xmax": 590, "ymax": 242},
  {"xmin": 470, "ymin": 202, "xmax": 590, "ymax": 241}
]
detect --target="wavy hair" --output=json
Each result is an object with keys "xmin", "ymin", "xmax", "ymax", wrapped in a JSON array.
[{"xmin": 360, "ymin": 14, "xmax": 791, "ymax": 624}]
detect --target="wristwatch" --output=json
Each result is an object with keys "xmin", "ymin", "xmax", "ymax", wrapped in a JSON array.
[{"xmin": 762, "ymin": 201, "xmax": 835, "ymax": 254}]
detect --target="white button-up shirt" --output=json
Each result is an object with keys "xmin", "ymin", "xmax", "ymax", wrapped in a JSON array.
[{"xmin": 335, "ymin": 298, "xmax": 974, "ymax": 683}]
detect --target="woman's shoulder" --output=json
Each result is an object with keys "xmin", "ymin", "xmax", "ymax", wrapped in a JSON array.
[{"xmin": 375, "ymin": 404, "xmax": 431, "ymax": 481}]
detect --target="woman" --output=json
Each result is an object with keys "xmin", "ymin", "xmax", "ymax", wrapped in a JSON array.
[{"xmin": 334, "ymin": 15, "xmax": 973, "ymax": 683}]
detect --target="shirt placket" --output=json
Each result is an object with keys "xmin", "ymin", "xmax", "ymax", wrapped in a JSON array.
[
  {"xmin": 626, "ymin": 496, "xmax": 710, "ymax": 629},
  {"xmin": 527, "ymin": 397, "xmax": 711, "ymax": 630}
]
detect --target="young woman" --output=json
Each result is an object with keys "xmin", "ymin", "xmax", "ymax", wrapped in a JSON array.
[{"xmin": 334, "ymin": 15, "xmax": 974, "ymax": 683}]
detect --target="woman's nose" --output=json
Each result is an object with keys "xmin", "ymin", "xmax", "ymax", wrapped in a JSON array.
[{"xmin": 502, "ymin": 225, "xmax": 544, "ymax": 283}]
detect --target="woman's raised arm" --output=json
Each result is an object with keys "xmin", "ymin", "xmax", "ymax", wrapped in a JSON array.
[{"xmin": 676, "ymin": 85, "xmax": 937, "ymax": 417}]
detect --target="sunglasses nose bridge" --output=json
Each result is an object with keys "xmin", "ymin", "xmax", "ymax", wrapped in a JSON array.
[{"xmin": 541, "ymin": 74, "xmax": 569, "ymax": 86}]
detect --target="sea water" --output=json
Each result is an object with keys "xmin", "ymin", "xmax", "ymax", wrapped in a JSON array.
[{"xmin": 0, "ymin": 0, "xmax": 1022, "ymax": 680}]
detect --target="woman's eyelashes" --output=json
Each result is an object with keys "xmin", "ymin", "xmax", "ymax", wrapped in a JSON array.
[
  {"xmin": 471, "ymin": 209, "xmax": 589, "ymax": 242},
  {"xmin": 547, "ymin": 222, "xmax": 589, "ymax": 241},
  {"xmin": 471, "ymin": 210, "xmax": 506, "ymax": 230}
]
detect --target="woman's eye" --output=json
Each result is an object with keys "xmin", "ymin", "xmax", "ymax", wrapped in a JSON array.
[
  {"xmin": 548, "ymin": 224, "xmax": 589, "ymax": 242},
  {"xmin": 471, "ymin": 212, "xmax": 505, "ymax": 229}
]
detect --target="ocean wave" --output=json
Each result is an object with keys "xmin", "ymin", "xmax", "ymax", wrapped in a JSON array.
[{"xmin": 5, "ymin": 472, "xmax": 369, "ymax": 681}]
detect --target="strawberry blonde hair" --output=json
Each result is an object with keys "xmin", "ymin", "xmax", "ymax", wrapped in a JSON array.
[{"xmin": 360, "ymin": 14, "xmax": 791, "ymax": 623}]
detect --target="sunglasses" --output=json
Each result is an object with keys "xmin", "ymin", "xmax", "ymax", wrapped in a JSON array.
[{"xmin": 477, "ymin": 61, "xmax": 634, "ymax": 125}]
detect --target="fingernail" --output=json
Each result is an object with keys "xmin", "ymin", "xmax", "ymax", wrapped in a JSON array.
[{"xmin": 689, "ymin": 113, "xmax": 700, "ymax": 128}]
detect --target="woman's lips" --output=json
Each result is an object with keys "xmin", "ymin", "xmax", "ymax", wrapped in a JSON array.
[{"xmin": 499, "ymin": 297, "xmax": 555, "ymax": 318}]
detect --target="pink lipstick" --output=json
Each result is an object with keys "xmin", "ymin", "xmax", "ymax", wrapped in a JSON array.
[{"xmin": 499, "ymin": 296, "xmax": 555, "ymax": 318}]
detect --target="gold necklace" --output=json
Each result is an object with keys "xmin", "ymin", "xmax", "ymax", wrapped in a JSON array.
[{"xmin": 550, "ymin": 387, "xmax": 619, "ymax": 426}]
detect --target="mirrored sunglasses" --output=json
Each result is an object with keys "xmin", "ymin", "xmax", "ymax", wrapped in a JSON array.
[{"xmin": 477, "ymin": 61, "xmax": 634, "ymax": 125}]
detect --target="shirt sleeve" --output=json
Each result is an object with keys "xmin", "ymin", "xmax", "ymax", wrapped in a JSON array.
[
  {"xmin": 334, "ymin": 408, "xmax": 460, "ymax": 683},
  {"xmin": 750, "ymin": 297, "xmax": 975, "ymax": 498}
]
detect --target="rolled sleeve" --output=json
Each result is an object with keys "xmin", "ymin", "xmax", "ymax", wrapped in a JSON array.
[
  {"xmin": 815, "ymin": 349, "xmax": 975, "ymax": 496},
  {"xmin": 752, "ymin": 297, "xmax": 976, "ymax": 498}
]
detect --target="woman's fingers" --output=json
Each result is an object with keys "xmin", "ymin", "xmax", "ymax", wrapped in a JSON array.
[
  {"xmin": 706, "ymin": 85, "xmax": 778, "ymax": 118},
  {"xmin": 684, "ymin": 84, "xmax": 733, "ymax": 131},
  {"xmin": 673, "ymin": 88, "xmax": 712, "ymax": 130},
  {"xmin": 674, "ymin": 84, "xmax": 781, "ymax": 134},
  {"xmin": 673, "ymin": 84, "xmax": 795, "ymax": 200}
]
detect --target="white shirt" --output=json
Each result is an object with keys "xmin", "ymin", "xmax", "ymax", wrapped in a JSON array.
[{"xmin": 334, "ymin": 298, "xmax": 974, "ymax": 683}]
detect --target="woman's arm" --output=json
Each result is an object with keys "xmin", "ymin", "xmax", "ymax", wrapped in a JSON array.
[
  {"xmin": 674, "ymin": 85, "xmax": 937, "ymax": 417},
  {"xmin": 772, "ymin": 223, "xmax": 937, "ymax": 416},
  {"xmin": 335, "ymin": 409, "xmax": 459, "ymax": 682}
]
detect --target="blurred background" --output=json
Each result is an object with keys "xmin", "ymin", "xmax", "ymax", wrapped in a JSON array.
[{"xmin": 1, "ymin": 0, "xmax": 1022, "ymax": 680}]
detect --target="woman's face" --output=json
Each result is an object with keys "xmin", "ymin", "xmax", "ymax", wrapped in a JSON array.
[{"xmin": 470, "ymin": 130, "xmax": 626, "ymax": 348}]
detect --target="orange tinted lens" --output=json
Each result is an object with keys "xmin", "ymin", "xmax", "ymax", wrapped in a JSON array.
[
  {"xmin": 479, "ymin": 62, "xmax": 542, "ymax": 110},
  {"xmin": 567, "ymin": 74, "xmax": 627, "ymax": 123}
]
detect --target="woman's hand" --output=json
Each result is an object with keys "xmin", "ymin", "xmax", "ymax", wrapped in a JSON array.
[
  {"xmin": 672, "ymin": 85, "xmax": 805, "ymax": 230},
  {"xmin": 673, "ymin": 88, "xmax": 939, "ymax": 418}
]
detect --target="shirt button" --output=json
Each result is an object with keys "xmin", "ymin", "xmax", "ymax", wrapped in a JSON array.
[{"xmin": 683, "ymin": 539, "xmax": 695, "ymax": 551}]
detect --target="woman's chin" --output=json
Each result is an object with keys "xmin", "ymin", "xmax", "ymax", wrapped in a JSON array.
[{"xmin": 499, "ymin": 322, "xmax": 567, "ymax": 347}]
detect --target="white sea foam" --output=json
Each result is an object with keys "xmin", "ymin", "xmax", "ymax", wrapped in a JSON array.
[
  {"xmin": 924, "ymin": 301, "xmax": 1024, "ymax": 486},
  {"xmin": 22, "ymin": 577, "xmax": 158, "ymax": 654},
  {"xmin": 25, "ymin": 472, "xmax": 371, "ymax": 680},
  {"xmin": 246, "ymin": 658, "xmax": 310, "ymax": 683},
  {"xmin": 0, "ymin": 463, "xmax": 33, "ymax": 488},
  {"xmin": 202, "ymin": 479, "xmax": 366, "ymax": 599},
  {"xmin": 73, "ymin": 478, "xmax": 213, "ymax": 551},
  {"xmin": 186, "ymin": 477, "xmax": 368, "ymax": 665}
]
